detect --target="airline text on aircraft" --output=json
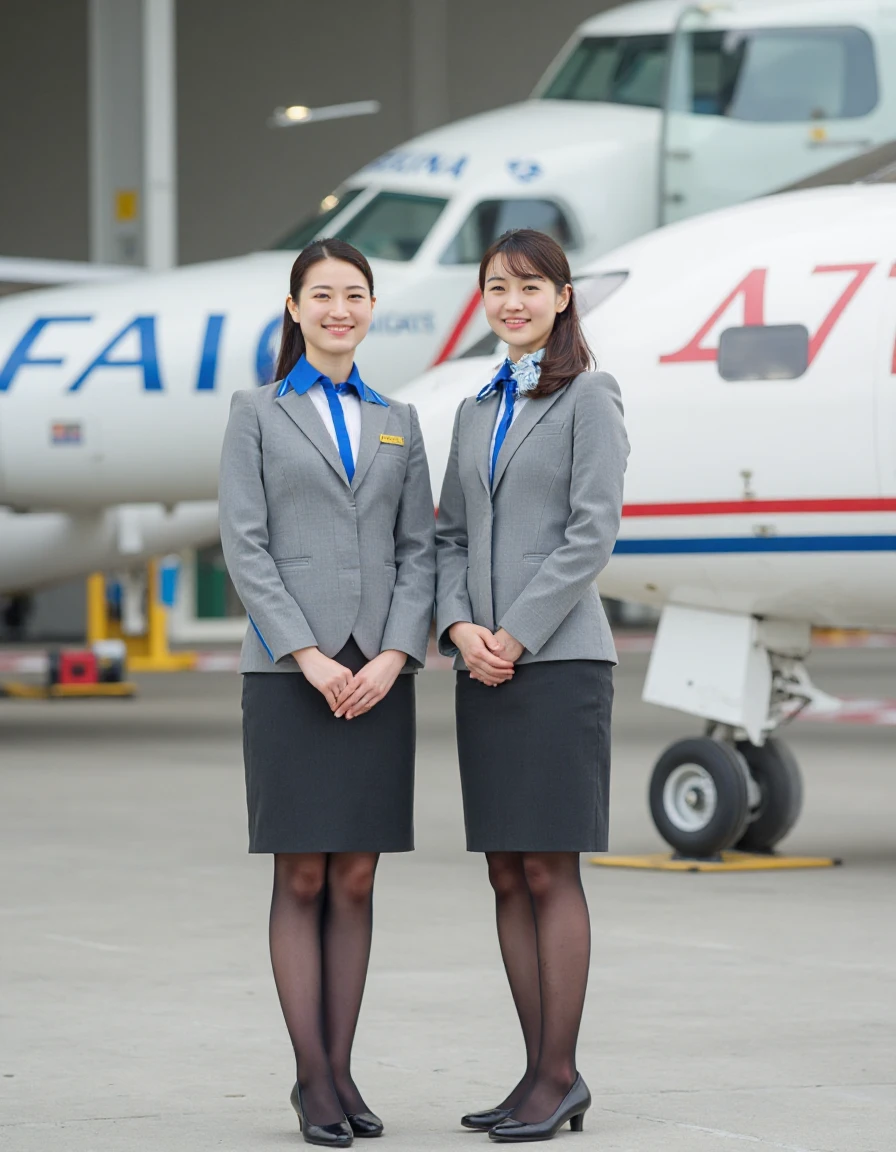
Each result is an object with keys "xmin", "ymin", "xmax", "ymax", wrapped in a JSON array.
[
  {"xmin": 0, "ymin": 309, "xmax": 438, "ymax": 394},
  {"xmin": 660, "ymin": 264, "xmax": 883, "ymax": 366},
  {"xmin": 363, "ymin": 150, "xmax": 468, "ymax": 178}
]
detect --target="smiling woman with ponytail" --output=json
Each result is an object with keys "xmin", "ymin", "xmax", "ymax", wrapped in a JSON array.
[
  {"xmin": 219, "ymin": 237, "xmax": 435, "ymax": 1147},
  {"xmin": 435, "ymin": 228, "xmax": 630, "ymax": 1143}
]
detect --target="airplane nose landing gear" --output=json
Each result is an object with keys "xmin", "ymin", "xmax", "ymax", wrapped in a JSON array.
[
  {"xmin": 649, "ymin": 737, "xmax": 751, "ymax": 858},
  {"xmin": 643, "ymin": 606, "xmax": 816, "ymax": 859},
  {"xmin": 733, "ymin": 737, "xmax": 803, "ymax": 853},
  {"xmin": 649, "ymin": 734, "xmax": 804, "ymax": 857}
]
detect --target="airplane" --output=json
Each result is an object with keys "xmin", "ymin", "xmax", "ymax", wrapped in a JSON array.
[
  {"xmin": 2, "ymin": 176, "xmax": 895, "ymax": 854},
  {"xmin": 4, "ymin": 0, "xmax": 894, "ymax": 605},
  {"xmin": 400, "ymin": 182, "xmax": 896, "ymax": 859},
  {"xmin": 2, "ymin": 0, "xmax": 894, "ymax": 415}
]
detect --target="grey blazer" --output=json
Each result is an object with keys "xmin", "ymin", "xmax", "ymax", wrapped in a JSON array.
[
  {"xmin": 435, "ymin": 370, "xmax": 629, "ymax": 668},
  {"xmin": 219, "ymin": 382, "xmax": 436, "ymax": 674}
]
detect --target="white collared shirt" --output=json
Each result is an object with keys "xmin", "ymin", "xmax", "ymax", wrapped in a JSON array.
[{"xmin": 307, "ymin": 381, "xmax": 362, "ymax": 460}]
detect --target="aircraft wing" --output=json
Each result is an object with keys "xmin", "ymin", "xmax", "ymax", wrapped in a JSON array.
[
  {"xmin": 776, "ymin": 139, "xmax": 896, "ymax": 193},
  {"xmin": 0, "ymin": 257, "xmax": 142, "ymax": 299}
]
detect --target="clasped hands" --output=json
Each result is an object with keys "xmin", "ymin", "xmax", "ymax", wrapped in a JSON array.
[
  {"xmin": 448, "ymin": 622, "xmax": 524, "ymax": 686},
  {"xmin": 291, "ymin": 647, "xmax": 406, "ymax": 719}
]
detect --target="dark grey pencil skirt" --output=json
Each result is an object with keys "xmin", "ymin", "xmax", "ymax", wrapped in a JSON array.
[
  {"xmin": 455, "ymin": 659, "xmax": 613, "ymax": 853},
  {"xmin": 241, "ymin": 640, "xmax": 415, "ymax": 854}
]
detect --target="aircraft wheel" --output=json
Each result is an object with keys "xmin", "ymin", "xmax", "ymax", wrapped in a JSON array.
[
  {"xmin": 649, "ymin": 737, "xmax": 751, "ymax": 858},
  {"xmin": 734, "ymin": 737, "xmax": 803, "ymax": 853}
]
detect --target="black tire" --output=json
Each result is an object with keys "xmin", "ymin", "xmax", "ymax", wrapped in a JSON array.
[
  {"xmin": 649, "ymin": 737, "xmax": 751, "ymax": 858},
  {"xmin": 734, "ymin": 737, "xmax": 803, "ymax": 853}
]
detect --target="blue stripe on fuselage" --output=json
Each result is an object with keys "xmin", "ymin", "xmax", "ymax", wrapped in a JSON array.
[{"xmin": 613, "ymin": 535, "xmax": 896, "ymax": 554}]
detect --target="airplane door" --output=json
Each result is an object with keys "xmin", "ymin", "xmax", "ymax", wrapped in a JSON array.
[{"xmin": 660, "ymin": 16, "xmax": 883, "ymax": 227}]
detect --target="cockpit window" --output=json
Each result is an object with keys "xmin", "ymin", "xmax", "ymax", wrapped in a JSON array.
[
  {"xmin": 271, "ymin": 188, "xmax": 364, "ymax": 251},
  {"xmin": 574, "ymin": 271, "xmax": 629, "ymax": 314},
  {"xmin": 542, "ymin": 35, "xmax": 668, "ymax": 108},
  {"xmin": 334, "ymin": 191, "xmax": 448, "ymax": 261},
  {"xmin": 541, "ymin": 26, "xmax": 877, "ymax": 121},
  {"xmin": 457, "ymin": 331, "xmax": 502, "ymax": 360},
  {"xmin": 440, "ymin": 199, "xmax": 575, "ymax": 266},
  {"xmin": 698, "ymin": 27, "xmax": 878, "ymax": 122}
]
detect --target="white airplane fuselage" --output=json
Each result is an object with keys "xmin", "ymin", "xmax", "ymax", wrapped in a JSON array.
[
  {"xmin": 403, "ymin": 185, "xmax": 896, "ymax": 631},
  {"xmin": 3, "ymin": 0, "xmax": 896, "ymax": 437},
  {"xmin": 2, "ymin": 184, "xmax": 894, "ymax": 632}
]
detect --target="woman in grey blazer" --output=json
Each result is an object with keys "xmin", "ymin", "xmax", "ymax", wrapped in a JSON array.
[
  {"xmin": 436, "ymin": 229, "xmax": 629, "ymax": 1142},
  {"xmin": 219, "ymin": 239, "xmax": 435, "ymax": 1147}
]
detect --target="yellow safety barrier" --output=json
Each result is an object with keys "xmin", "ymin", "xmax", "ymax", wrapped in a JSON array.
[
  {"xmin": 0, "ymin": 680, "xmax": 136, "ymax": 700},
  {"xmin": 86, "ymin": 560, "xmax": 196, "ymax": 673}
]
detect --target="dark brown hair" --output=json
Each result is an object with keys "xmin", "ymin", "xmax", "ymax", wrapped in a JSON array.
[
  {"xmin": 478, "ymin": 229, "xmax": 593, "ymax": 397},
  {"xmin": 274, "ymin": 238, "xmax": 375, "ymax": 381}
]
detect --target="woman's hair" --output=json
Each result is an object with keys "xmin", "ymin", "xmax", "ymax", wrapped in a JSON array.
[
  {"xmin": 478, "ymin": 229, "xmax": 593, "ymax": 397},
  {"xmin": 273, "ymin": 238, "xmax": 375, "ymax": 381}
]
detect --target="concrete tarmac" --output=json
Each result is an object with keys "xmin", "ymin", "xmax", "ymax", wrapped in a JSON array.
[{"xmin": 1, "ymin": 648, "xmax": 894, "ymax": 1151}]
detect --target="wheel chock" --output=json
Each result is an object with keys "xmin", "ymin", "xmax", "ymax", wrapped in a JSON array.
[{"xmin": 589, "ymin": 851, "xmax": 840, "ymax": 872}]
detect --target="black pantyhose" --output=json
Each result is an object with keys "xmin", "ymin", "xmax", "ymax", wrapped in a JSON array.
[
  {"xmin": 269, "ymin": 852, "xmax": 379, "ymax": 1126},
  {"xmin": 486, "ymin": 852, "xmax": 542, "ymax": 1109},
  {"xmin": 487, "ymin": 851, "xmax": 591, "ymax": 1124},
  {"xmin": 270, "ymin": 853, "xmax": 341, "ymax": 1124},
  {"xmin": 322, "ymin": 853, "xmax": 379, "ymax": 1116}
]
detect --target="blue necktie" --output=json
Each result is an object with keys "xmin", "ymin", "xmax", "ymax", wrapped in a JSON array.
[
  {"xmin": 490, "ymin": 375, "xmax": 518, "ymax": 487},
  {"xmin": 320, "ymin": 379, "xmax": 357, "ymax": 482}
]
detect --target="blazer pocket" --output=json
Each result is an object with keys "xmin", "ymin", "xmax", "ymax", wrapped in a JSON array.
[
  {"xmin": 274, "ymin": 556, "xmax": 311, "ymax": 568},
  {"xmin": 522, "ymin": 553, "xmax": 548, "ymax": 563},
  {"xmin": 528, "ymin": 423, "xmax": 565, "ymax": 436},
  {"xmin": 377, "ymin": 447, "xmax": 407, "ymax": 463}
]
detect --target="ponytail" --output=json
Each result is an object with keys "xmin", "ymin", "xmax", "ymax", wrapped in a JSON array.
[{"xmin": 273, "ymin": 305, "xmax": 306, "ymax": 382}]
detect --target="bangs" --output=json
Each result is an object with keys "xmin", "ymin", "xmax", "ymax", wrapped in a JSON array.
[
  {"xmin": 493, "ymin": 242, "xmax": 546, "ymax": 282},
  {"xmin": 478, "ymin": 227, "xmax": 572, "ymax": 292}
]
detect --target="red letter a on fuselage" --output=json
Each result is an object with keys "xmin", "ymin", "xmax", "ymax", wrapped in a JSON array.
[{"xmin": 659, "ymin": 269, "xmax": 767, "ymax": 364}]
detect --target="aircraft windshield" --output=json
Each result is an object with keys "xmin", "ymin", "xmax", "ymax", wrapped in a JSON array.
[
  {"xmin": 542, "ymin": 27, "xmax": 877, "ymax": 121},
  {"xmin": 271, "ymin": 188, "xmax": 449, "ymax": 260},
  {"xmin": 271, "ymin": 188, "xmax": 364, "ymax": 251},
  {"xmin": 334, "ymin": 191, "xmax": 448, "ymax": 261},
  {"xmin": 440, "ymin": 199, "xmax": 575, "ymax": 265},
  {"xmin": 543, "ymin": 34, "xmax": 669, "ymax": 108}
]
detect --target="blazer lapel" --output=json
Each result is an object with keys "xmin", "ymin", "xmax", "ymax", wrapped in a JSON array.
[
  {"xmin": 275, "ymin": 388, "xmax": 349, "ymax": 487},
  {"xmin": 491, "ymin": 387, "xmax": 566, "ymax": 492},
  {"xmin": 472, "ymin": 393, "xmax": 499, "ymax": 494},
  {"xmin": 351, "ymin": 401, "xmax": 392, "ymax": 492}
]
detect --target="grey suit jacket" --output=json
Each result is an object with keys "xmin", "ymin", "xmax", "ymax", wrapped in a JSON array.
[
  {"xmin": 435, "ymin": 370, "xmax": 628, "ymax": 668},
  {"xmin": 219, "ymin": 382, "xmax": 436, "ymax": 673}
]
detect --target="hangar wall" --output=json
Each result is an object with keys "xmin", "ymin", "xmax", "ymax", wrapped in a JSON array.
[{"xmin": 1, "ymin": 0, "xmax": 619, "ymax": 265}]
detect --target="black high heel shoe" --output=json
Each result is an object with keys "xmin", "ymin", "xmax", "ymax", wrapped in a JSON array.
[
  {"xmin": 290, "ymin": 1083, "xmax": 353, "ymax": 1148},
  {"xmin": 488, "ymin": 1074, "xmax": 591, "ymax": 1143},
  {"xmin": 460, "ymin": 1106, "xmax": 512, "ymax": 1131},
  {"xmin": 345, "ymin": 1110, "xmax": 384, "ymax": 1138}
]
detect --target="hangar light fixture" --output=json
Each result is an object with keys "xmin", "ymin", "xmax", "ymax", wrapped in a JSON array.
[{"xmin": 270, "ymin": 100, "xmax": 381, "ymax": 128}]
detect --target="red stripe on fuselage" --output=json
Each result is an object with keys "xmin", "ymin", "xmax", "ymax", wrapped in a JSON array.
[
  {"xmin": 622, "ymin": 498, "xmax": 896, "ymax": 517},
  {"xmin": 432, "ymin": 287, "xmax": 482, "ymax": 366},
  {"xmin": 431, "ymin": 498, "xmax": 896, "ymax": 519}
]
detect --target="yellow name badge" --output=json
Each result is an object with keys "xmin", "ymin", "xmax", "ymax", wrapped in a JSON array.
[{"xmin": 380, "ymin": 434, "xmax": 404, "ymax": 445}]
